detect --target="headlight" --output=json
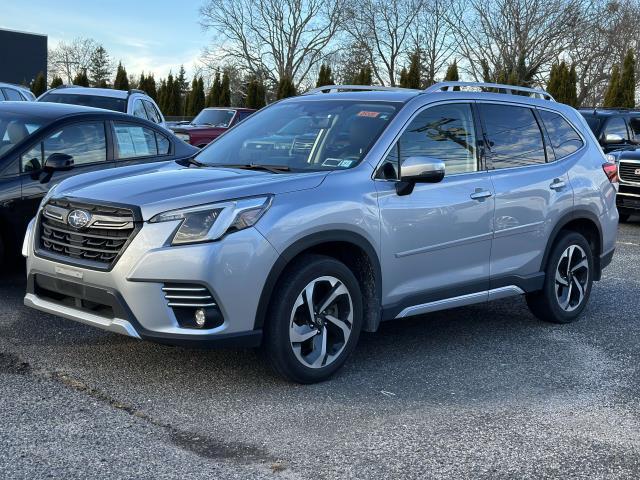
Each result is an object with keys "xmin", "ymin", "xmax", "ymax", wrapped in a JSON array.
[
  {"xmin": 175, "ymin": 132, "xmax": 190, "ymax": 142},
  {"xmin": 149, "ymin": 195, "xmax": 273, "ymax": 245}
]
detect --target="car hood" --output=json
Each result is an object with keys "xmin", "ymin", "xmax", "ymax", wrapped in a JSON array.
[{"xmin": 53, "ymin": 161, "xmax": 328, "ymax": 220}]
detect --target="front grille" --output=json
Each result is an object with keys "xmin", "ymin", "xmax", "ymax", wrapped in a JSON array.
[
  {"xmin": 619, "ymin": 162, "xmax": 640, "ymax": 183},
  {"xmin": 38, "ymin": 199, "xmax": 136, "ymax": 269}
]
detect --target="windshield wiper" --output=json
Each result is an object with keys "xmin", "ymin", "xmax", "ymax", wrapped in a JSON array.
[
  {"xmin": 177, "ymin": 157, "xmax": 206, "ymax": 168},
  {"xmin": 213, "ymin": 163, "xmax": 291, "ymax": 174}
]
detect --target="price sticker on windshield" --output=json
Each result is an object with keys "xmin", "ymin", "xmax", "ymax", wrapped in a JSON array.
[{"xmin": 357, "ymin": 111, "xmax": 380, "ymax": 118}]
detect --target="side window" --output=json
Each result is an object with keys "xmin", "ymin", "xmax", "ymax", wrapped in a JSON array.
[
  {"xmin": 480, "ymin": 104, "xmax": 546, "ymax": 169},
  {"xmin": 156, "ymin": 132, "xmax": 170, "ymax": 154},
  {"xmin": 3, "ymin": 88, "xmax": 23, "ymax": 101},
  {"xmin": 143, "ymin": 100, "xmax": 161, "ymax": 124},
  {"xmin": 132, "ymin": 99, "xmax": 149, "ymax": 120},
  {"xmin": 22, "ymin": 143, "xmax": 44, "ymax": 172},
  {"xmin": 113, "ymin": 122, "xmax": 158, "ymax": 159},
  {"xmin": 603, "ymin": 117, "xmax": 629, "ymax": 142},
  {"xmin": 539, "ymin": 110, "xmax": 584, "ymax": 160},
  {"xmin": 380, "ymin": 103, "xmax": 478, "ymax": 179},
  {"xmin": 237, "ymin": 111, "xmax": 253, "ymax": 123},
  {"xmin": 628, "ymin": 117, "xmax": 640, "ymax": 144},
  {"xmin": 40, "ymin": 122, "xmax": 107, "ymax": 167}
]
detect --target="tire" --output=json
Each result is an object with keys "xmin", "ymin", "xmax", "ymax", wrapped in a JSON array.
[
  {"xmin": 263, "ymin": 254, "xmax": 363, "ymax": 384},
  {"xmin": 526, "ymin": 231, "xmax": 594, "ymax": 324}
]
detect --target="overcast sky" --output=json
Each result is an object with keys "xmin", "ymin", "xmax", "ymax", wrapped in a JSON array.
[{"xmin": 1, "ymin": 0, "xmax": 207, "ymax": 79}]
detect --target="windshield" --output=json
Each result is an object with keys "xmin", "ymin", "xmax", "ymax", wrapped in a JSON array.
[
  {"xmin": 0, "ymin": 111, "xmax": 46, "ymax": 157},
  {"xmin": 195, "ymin": 100, "xmax": 400, "ymax": 171},
  {"xmin": 39, "ymin": 92, "xmax": 127, "ymax": 112},
  {"xmin": 192, "ymin": 109, "xmax": 235, "ymax": 127},
  {"xmin": 581, "ymin": 114, "xmax": 601, "ymax": 134}
]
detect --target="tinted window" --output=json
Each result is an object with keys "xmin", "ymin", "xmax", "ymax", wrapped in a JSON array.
[
  {"xmin": 0, "ymin": 113, "xmax": 45, "ymax": 157},
  {"xmin": 237, "ymin": 110, "xmax": 254, "ymax": 122},
  {"xmin": 628, "ymin": 117, "xmax": 640, "ymax": 143},
  {"xmin": 481, "ymin": 104, "xmax": 546, "ymax": 168},
  {"xmin": 3, "ymin": 88, "xmax": 24, "ymax": 101},
  {"xmin": 382, "ymin": 103, "xmax": 477, "ymax": 178},
  {"xmin": 156, "ymin": 132, "xmax": 170, "ymax": 154},
  {"xmin": 39, "ymin": 92, "xmax": 127, "ymax": 112},
  {"xmin": 133, "ymin": 100, "xmax": 148, "ymax": 120},
  {"xmin": 113, "ymin": 122, "xmax": 158, "ymax": 159},
  {"xmin": 143, "ymin": 100, "xmax": 161, "ymax": 123},
  {"xmin": 539, "ymin": 110, "xmax": 584, "ymax": 160},
  {"xmin": 29, "ymin": 122, "xmax": 107, "ymax": 169},
  {"xmin": 603, "ymin": 117, "xmax": 629, "ymax": 141}
]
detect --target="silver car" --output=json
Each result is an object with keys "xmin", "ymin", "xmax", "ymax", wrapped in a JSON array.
[{"xmin": 23, "ymin": 82, "xmax": 618, "ymax": 383}]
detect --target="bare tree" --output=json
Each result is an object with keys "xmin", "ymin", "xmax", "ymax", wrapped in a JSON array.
[
  {"xmin": 449, "ymin": 0, "xmax": 582, "ymax": 85},
  {"xmin": 200, "ymin": 0, "xmax": 347, "ymax": 89},
  {"xmin": 48, "ymin": 37, "xmax": 98, "ymax": 84},
  {"xmin": 411, "ymin": 0, "xmax": 456, "ymax": 86},
  {"xmin": 347, "ymin": 0, "xmax": 423, "ymax": 86}
]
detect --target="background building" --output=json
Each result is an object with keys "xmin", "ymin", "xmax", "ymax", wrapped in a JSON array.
[{"xmin": 0, "ymin": 28, "xmax": 47, "ymax": 85}]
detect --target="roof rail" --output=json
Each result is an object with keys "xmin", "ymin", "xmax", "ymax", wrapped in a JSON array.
[
  {"xmin": 128, "ymin": 88, "xmax": 147, "ymax": 96},
  {"xmin": 425, "ymin": 81, "xmax": 555, "ymax": 101},
  {"xmin": 579, "ymin": 106, "xmax": 640, "ymax": 113},
  {"xmin": 304, "ymin": 85, "xmax": 417, "ymax": 95},
  {"xmin": 52, "ymin": 84, "xmax": 78, "ymax": 89}
]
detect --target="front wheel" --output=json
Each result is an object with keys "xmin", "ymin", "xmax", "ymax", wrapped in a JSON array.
[
  {"xmin": 526, "ymin": 232, "xmax": 594, "ymax": 324},
  {"xmin": 263, "ymin": 255, "xmax": 363, "ymax": 383}
]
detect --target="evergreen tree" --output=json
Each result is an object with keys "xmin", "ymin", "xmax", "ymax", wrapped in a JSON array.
[
  {"xmin": 50, "ymin": 76, "xmax": 64, "ymax": 88},
  {"xmin": 88, "ymin": 46, "xmax": 112, "ymax": 87},
  {"xmin": 276, "ymin": 76, "xmax": 296, "ymax": 99},
  {"xmin": 406, "ymin": 51, "xmax": 421, "ymax": 88},
  {"xmin": 194, "ymin": 77, "xmax": 205, "ymax": 114},
  {"xmin": 219, "ymin": 70, "xmax": 231, "ymax": 106},
  {"xmin": 185, "ymin": 78, "xmax": 197, "ymax": 116},
  {"xmin": 353, "ymin": 66, "xmax": 372, "ymax": 85},
  {"xmin": 176, "ymin": 65, "xmax": 188, "ymax": 114},
  {"xmin": 157, "ymin": 78, "xmax": 168, "ymax": 113},
  {"xmin": 30, "ymin": 72, "xmax": 47, "ymax": 97},
  {"xmin": 620, "ymin": 49, "xmax": 636, "ymax": 108},
  {"xmin": 72, "ymin": 69, "xmax": 90, "ymax": 87},
  {"xmin": 316, "ymin": 64, "xmax": 334, "ymax": 87},
  {"xmin": 603, "ymin": 65, "xmax": 622, "ymax": 107},
  {"xmin": 139, "ymin": 73, "xmax": 157, "ymax": 100},
  {"xmin": 444, "ymin": 61, "xmax": 460, "ymax": 81},
  {"xmin": 399, "ymin": 67, "xmax": 409, "ymax": 88},
  {"xmin": 113, "ymin": 62, "xmax": 129, "ymax": 90},
  {"xmin": 546, "ymin": 63, "xmax": 561, "ymax": 100},
  {"xmin": 244, "ymin": 77, "xmax": 266, "ymax": 109},
  {"xmin": 206, "ymin": 71, "xmax": 222, "ymax": 107},
  {"xmin": 480, "ymin": 59, "xmax": 491, "ymax": 83},
  {"xmin": 567, "ymin": 63, "xmax": 578, "ymax": 107}
]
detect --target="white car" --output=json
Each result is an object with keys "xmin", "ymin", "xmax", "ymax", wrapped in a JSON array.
[
  {"xmin": 0, "ymin": 82, "xmax": 36, "ymax": 101},
  {"xmin": 38, "ymin": 86, "xmax": 166, "ymax": 129}
]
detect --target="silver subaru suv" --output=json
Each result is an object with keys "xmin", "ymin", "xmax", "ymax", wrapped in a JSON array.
[{"xmin": 23, "ymin": 82, "xmax": 618, "ymax": 383}]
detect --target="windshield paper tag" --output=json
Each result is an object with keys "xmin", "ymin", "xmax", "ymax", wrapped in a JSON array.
[
  {"xmin": 338, "ymin": 160, "xmax": 354, "ymax": 167},
  {"xmin": 357, "ymin": 111, "xmax": 380, "ymax": 118}
]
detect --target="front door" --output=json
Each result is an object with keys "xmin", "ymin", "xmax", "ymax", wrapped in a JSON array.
[{"xmin": 375, "ymin": 102, "xmax": 494, "ymax": 318}]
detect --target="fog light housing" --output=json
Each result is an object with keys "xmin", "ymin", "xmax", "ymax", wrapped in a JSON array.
[{"xmin": 194, "ymin": 308, "xmax": 206, "ymax": 327}]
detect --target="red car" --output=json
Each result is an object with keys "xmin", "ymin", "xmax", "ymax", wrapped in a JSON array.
[{"xmin": 170, "ymin": 107, "xmax": 256, "ymax": 148}]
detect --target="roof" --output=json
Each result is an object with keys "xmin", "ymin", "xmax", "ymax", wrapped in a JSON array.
[
  {"xmin": 0, "ymin": 82, "xmax": 32, "ymax": 93},
  {"xmin": 43, "ymin": 87, "xmax": 129, "ymax": 99},
  {"xmin": 286, "ymin": 90, "xmax": 419, "ymax": 103},
  {"xmin": 0, "ymin": 100, "xmax": 128, "ymax": 119}
]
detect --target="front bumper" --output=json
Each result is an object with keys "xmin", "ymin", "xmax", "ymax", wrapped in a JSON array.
[{"xmin": 24, "ymin": 217, "xmax": 279, "ymax": 348}]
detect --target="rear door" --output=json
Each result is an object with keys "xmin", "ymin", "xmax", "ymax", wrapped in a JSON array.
[
  {"xmin": 111, "ymin": 121, "xmax": 171, "ymax": 167},
  {"xmin": 478, "ymin": 103, "xmax": 576, "ymax": 289}
]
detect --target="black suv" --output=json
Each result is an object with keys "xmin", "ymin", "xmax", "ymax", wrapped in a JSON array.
[
  {"xmin": 579, "ymin": 108, "xmax": 640, "ymax": 153},
  {"xmin": 0, "ymin": 102, "xmax": 197, "ymax": 262}
]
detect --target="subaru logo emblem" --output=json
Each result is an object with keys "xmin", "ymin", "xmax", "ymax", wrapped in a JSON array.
[
  {"xmin": 635, "ymin": 168, "xmax": 640, "ymax": 175},
  {"xmin": 67, "ymin": 209, "xmax": 91, "ymax": 229}
]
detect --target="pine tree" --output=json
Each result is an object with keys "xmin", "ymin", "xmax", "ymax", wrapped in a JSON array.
[
  {"xmin": 406, "ymin": 51, "xmax": 421, "ymax": 88},
  {"xmin": 157, "ymin": 78, "xmax": 168, "ymax": 113},
  {"xmin": 176, "ymin": 65, "xmax": 188, "ymax": 114},
  {"xmin": 245, "ymin": 77, "xmax": 266, "ymax": 109},
  {"xmin": 603, "ymin": 65, "xmax": 622, "ymax": 107},
  {"xmin": 567, "ymin": 64, "xmax": 578, "ymax": 107},
  {"xmin": 353, "ymin": 66, "xmax": 372, "ymax": 85},
  {"xmin": 547, "ymin": 63, "xmax": 561, "ymax": 100},
  {"xmin": 219, "ymin": 70, "xmax": 231, "ymax": 106},
  {"xmin": 185, "ymin": 78, "xmax": 196, "ymax": 116},
  {"xmin": 444, "ymin": 61, "xmax": 460, "ymax": 81},
  {"xmin": 620, "ymin": 49, "xmax": 636, "ymax": 108},
  {"xmin": 30, "ymin": 72, "xmax": 47, "ymax": 97},
  {"xmin": 73, "ymin": 69, "xmax": 90, "ymax": 87},
  {"xmin": 50, "ymin": 76, "xmax": 64, "ymax": 88},
  {"xmin": 194, "ymin": 77, "xmax": 205, "ymax": 114},
  {"xmin": 276, "ymin": 76, "xmax": 296, "ymax": 99},
  {"xmin": 88, "ymin": 46, "xmax": 111, "ymax": 87},
  {"xmin": 113, "ymin": 62, "xmax": 129, "ymax": 90},
  {"xmin": 207, "ymin": 71, "xmax": 222, "ymax": 107},
  {"xmin": 139, "ymin": 73, "xmax": 157, "ymax": 100},
  {"xmin": 316, "ymin": 64, "xmax": 334, "ymax": 87},
  {"xmin": 399, "ymin": 67, "xmax": 409, "ymax": 88}
]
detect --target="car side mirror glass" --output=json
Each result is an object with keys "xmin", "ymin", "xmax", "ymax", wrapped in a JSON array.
[
  {"xmin": 44, "ymin": 153, "xmax": 74, "ymax": 172},
  {"xmin": 400, "ymin": 156, "xmax": 446, "ymax": 183},
  {"xmin": 604, "ymin": 133, "xmax": 624, "ymax": 144}
]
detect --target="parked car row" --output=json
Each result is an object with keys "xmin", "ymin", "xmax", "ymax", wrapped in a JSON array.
[{"xmin": 14, "ymin": 82, "xmax": 618, "ymax": 383}]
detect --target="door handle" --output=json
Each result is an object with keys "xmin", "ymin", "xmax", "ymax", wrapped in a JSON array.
[
  {"xmin": 550, "ymin": 179, "xmax": 566, "ymax": 190},
  {"xmin": 470, "ymin": 189, "xmax": 493, "ymax": 200}
]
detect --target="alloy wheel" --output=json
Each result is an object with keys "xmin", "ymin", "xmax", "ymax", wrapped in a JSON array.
[{"xmin": 554, "ymin": 244, "xmax": 589, "ymax": 312}]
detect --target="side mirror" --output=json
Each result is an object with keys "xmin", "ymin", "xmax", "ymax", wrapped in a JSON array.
[
  {"xmin": 604, "ymin": 133, "xmax": 624, "ymax": 144},
  {"xmin": 396, "ymin": 156, "xmax": 445, "ymax": 196},
  {"xmin": 44, "ymin": 153, "xmax": 74, "ymax": 172}
]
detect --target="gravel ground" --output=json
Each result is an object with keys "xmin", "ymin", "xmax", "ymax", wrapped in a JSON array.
[{"xmin": 1, "ymin": 222, "xmax": 639, "ymax": 479}]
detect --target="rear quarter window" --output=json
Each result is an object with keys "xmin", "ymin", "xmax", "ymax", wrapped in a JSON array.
[{"xmin": 539, "ymin": 110, "xmax": 584, "ymax": 160}]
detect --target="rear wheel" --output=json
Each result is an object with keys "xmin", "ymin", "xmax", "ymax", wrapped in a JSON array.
[
  {"xmin": 526, "ymin": 231, "xmax": 594, "ymax": 324},
  {"xmin": 264, "ymin": 254, "xmax": 363, "ymax": 383}
]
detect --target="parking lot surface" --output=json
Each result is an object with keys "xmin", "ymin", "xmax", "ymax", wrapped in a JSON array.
[{"xmin": 1, "ymin": 222, "xmax": 639, "ymax": 479}]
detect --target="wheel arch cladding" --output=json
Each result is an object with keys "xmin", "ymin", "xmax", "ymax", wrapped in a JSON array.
[{"xmin": 255, "ymin": 230, "xmax": 383, "ymax": 333}]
